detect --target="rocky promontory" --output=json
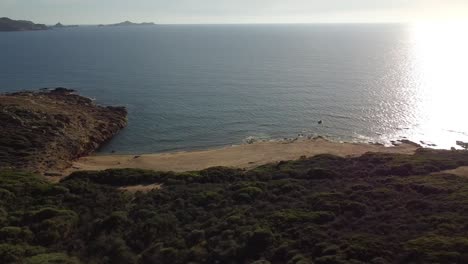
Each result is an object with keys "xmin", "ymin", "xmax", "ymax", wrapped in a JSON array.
[
  {"xmin": 0, "ymin": 17, "xmax": 48, "ymax": 31},
  {"xmin": 0, "ymin": 88, "xmax": 127, "ymax": 173}
]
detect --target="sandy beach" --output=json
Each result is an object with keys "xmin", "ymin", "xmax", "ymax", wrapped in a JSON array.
[{"xmin": 65, "ymin": 138, "xmax": 419, "ymax": 174}]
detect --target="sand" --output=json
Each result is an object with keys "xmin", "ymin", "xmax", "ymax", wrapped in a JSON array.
[
  {"xmin": 440, "ymin": 166, "xmax": 468, "ymax": 178},
  {"xmin": 65, "ymin": 138, "xmax": 418, "ymax": 175}
]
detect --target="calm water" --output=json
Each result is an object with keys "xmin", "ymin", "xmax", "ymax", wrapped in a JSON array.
[{"xmin": 1, "ymin": 24, "xmax": 467, "ymax": 153}]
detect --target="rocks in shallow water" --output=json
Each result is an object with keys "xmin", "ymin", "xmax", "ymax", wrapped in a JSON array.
[
  {"xmin": 398, "ymin": 140, "xmax": 422, "ymax": 148},
  {"xmin": 244, "ymin": 136, "xmax": 257, "ymax": 144},
  {"xmin": 420, "ymin": 141, "xmax": 437, "ymax": 147},
  {"xmin": 0, "ymin": 88, "xmax": 127, "ymax": 172},
  {"xmin": 50, "ymin": 87, "xmax": 76, "ymax": 94}
]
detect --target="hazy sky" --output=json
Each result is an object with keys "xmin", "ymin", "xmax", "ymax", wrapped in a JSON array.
[{"xmin": 1, "ymin": 0, "xmax": 468, "ymax": 24}]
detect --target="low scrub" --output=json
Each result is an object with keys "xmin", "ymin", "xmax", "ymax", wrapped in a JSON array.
[{"xmin": 0, "ymin": 149, "xmax": 468, "ymax": 263}]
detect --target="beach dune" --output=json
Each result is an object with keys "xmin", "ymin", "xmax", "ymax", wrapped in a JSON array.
[{"xmin": 67, "ymin": 138, "xmax": 418, "ymax": 174}]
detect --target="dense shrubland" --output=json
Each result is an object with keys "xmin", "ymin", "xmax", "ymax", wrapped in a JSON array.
[{"xmin": 1, "ymin": 149, "xmax": 468, "ymax": 263}]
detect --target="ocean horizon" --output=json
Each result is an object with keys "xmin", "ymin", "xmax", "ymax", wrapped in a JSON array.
[{"xmin": 1, "ymin": 23, "xmax": 467, "ymax": 154}]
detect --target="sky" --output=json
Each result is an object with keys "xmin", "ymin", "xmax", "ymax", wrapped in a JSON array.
[{"xmin": 1, "ymin": 0, "xmax": 468, "ymax": 25}]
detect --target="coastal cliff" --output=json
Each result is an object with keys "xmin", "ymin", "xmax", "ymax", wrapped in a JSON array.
[
  {"xmin": 0, "ymin": 88, "xmax": 127, "ymax": 173},
  {"xmin": 0, "ymin": 17, "xmax": 48, "ymax": 31}
]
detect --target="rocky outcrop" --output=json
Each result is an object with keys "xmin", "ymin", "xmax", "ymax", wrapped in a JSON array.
[
  {"xmin": 0, "ymin": 17, "xmax": 48, "ymax": 31},
  {"xmin": 0, "ymin": 88, "xmax": 127, "ymax": 173}
]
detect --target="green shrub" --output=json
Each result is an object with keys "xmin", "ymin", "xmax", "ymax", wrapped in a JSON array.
[
  {"xmin": 101, "ymin": 211, "xmax": 129, "ymax": 232},
  {"xmin": 233, "ymin": 186, "xmax": 263, "ymax": 202},
  {"xmin": 0, "ymin": 188, "xmax": 15, "ymax": 202},
  {"xmin": 245, "ymin": 229, "xmax": 274, "ymax": 256},
  {"xmin": 404, "ymin": 235, "xmax": 468, "ymax": 262},
  {"xmin": 342, "ymin": 202, "xmax": 367, "ymax": 217},
  {"xmin": 0, "ymin": 243, "xmax": 26, "ymax": 263},
  {"xmin": 0, "ymin": 207, "xmax": 7, "ymax": 225},
  {"xmin": 25, "ymin": 208, "xmax": 78, "ymax": 244},
  {"xmin": 271, "ymin": 210, "xmax": 335, "ymax": 225},
  {"xmin": 65, "ymin": 169, "xmax": 168, "ymax": 186},
  {"xmin": 194, "ymin": 191, "xmax": 221, "ymax": 206},
  {"xmin": 306, "ymin": 168, "xmax": 339, "ymax": 180},
  {"xmin": 288, "ymin": 254, "xmax": 313, "ymax": 264},
  {"xmin": 198, "ymin": 167, "xmax": 243, "ymax": 183},
  {"xmin": 314, "ymin": 255, "xmax": 347, "ymax": 264},
  {"xmin": 237, "ymin": 186, "xmax": 263, "ymax": 197},
  {"xmin": 251, "ymin": 260, "xmax": 271, "ymax": 264},
  {"xmin": 188, "ymin": 244, "xmax": 208, "ymax": 262},
  {"xmin": 0, "ymin": 243, "xmax": 46, "ymax": 263},
  {"xmin": 24, "ymin": 253, "xmax": 81, "ymax": 264},
  {"xmin": 0, "ymin": 226, "xmax": 34, "ymax": 243}
]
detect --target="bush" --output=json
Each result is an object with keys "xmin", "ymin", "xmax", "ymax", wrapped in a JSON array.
[
  {"xmin": 0, "ymin": 227, "xmax": 34, "ymax": 243},
  {"xmin": 24, "ymin": 253, "xmax": 81, "ymax": 264},
  {"xmin": 404, "ymin": 235, "xmax": 468, "ymax": 263},
  {"xmin": 246, "ymin": 229, "xmax": 274, "ymax": 256},
  {"xmin": 0, "ymin": 243, "xmax": 27, "ymax": 263},
  {"xmin": 271, "ymin": 210, "xmax": 335, "ymax": 225},
  {"xmin": 25, "ymin": 208, "xmax": 78, "ymax": 244},
  {"xmin": 306, "ymin": 168, "xmax": 340, "ymax": 180}
]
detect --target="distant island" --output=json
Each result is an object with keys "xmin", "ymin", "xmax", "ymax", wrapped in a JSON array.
[
  {"xmin": 0, "ymin": 17, "xmax": 48, "ymax": 31},
  {"xmin": 52, "ymin": 22, "xmax": 79, "ymax": 28},
  {"xmin": 98, "ymin": 20, "xmax": 156, "ymax": 27},
  {"xmin": 0, "ymin": 18, "xmax": 155, "ymax": 31}
]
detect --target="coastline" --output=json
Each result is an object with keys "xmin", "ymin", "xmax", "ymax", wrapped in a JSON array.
[{"xmin": 65, "ymin": 137, "xmax": 419, "ymax": 175}]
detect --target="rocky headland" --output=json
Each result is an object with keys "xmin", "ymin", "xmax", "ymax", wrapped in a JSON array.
[
  {"xmin": 0, "ymin": 17, "xmax": 48, "ymax": 31},
  {"xmin": 0, "ymin": 88, "xmax": 127, "ymax": 173}
]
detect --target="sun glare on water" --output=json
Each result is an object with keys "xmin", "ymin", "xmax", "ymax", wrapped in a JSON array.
[{"xmin": 405, "ymin": 21, "xmax": 468, "ymax": 148}]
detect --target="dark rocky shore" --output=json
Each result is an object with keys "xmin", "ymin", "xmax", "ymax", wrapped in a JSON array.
[{"xmin": 0, "ymin": 88, "xmax": 127, "ymax": 173}]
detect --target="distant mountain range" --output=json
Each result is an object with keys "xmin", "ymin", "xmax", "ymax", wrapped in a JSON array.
[
  {"xmin": 0, "ymin": 17, "xmax": 156, "ymax": 32},
  {"xmin": 0, "ymin": 17, "xmax": 48, "ymax": 31},
  {"xmin": 99, "ymin": 21, "xmax": 156, "ymax": 27}
]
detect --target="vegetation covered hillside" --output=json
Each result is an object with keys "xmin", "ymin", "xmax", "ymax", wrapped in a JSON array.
[{"xmin": 1, "ymin": 149, "xmax": 468, "ymax": 263}]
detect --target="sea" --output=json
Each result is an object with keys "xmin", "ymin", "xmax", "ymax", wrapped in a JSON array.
[{"xmin": 1, "ymin": 24, "xmax": 467, "ymax": 154}]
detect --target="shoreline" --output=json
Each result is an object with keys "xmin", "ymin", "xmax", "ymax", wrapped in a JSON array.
[{"xmin": 65, "ymin": 137, "xmax": 419, "ymax": 176}]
